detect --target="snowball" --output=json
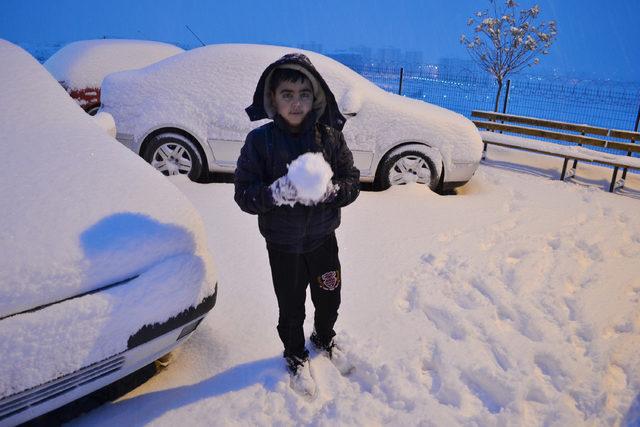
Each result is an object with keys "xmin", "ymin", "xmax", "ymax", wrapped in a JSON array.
[{"xmin": 287, "ymin": 152, "xmax": 333, "ymax": 202}]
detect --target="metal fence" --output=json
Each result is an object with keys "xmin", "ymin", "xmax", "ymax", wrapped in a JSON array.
[{"xmin": 354, "ymin": 64, "xmax": 640, "ymax": 133}]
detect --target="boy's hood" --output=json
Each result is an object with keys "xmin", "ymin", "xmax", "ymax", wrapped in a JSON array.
[{"xmin": 245, "ymin": 52, "xmax": 346, "ymax": 131}]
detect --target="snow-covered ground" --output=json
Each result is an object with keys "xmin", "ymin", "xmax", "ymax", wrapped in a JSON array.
[{"xmin": 72, "ymin": 148, "xmax": 640, "ymax": 426}]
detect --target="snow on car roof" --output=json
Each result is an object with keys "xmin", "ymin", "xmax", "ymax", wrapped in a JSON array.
[
  {"xmin": 44, "ymin": 38, "xmax": 184, "ymax": 90},
  {"xmin": 101, "ymin": 43, "xmax": 376, "ymax": 143},
  {"xmin": 0, "ymin": 40, "xmax": 214, "ymax": 319}
]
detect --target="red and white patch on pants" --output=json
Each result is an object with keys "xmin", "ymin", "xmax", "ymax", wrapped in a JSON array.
[{"xmin": 318, "ymin": 270, "xmax": 340, "ymax": 291}]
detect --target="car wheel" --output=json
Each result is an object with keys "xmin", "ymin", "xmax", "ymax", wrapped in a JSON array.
[
  {"xmin": 378, "ymin": 150, "xmax": 438, "ymax": 191},
  {"xmin": 86, "ymin": 106, "xmax": 100, "ymax": 116},
  {"xmin": 144, "ymin": 133, "xmax": 204, "ymax": 181}
]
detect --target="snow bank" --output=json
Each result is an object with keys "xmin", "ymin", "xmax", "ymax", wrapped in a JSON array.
[
  {"xmin": 74, "ymin": 148, "xmax": 639, "ymax": 426},
  {"xmin": 44, "ymin": 39, "xmax": 183, "ymax": 90},
  {"xmin": 288, "ymin": 152, "xmax": 333, "ymax": 202}
]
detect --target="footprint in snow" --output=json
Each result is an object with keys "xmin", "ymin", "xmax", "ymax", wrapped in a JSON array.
[
  {"xmin": 534, "ymin": 352, "xmax": 572, "ymax": 391},
  {"xmin": 575, "ymin": 240, "xmax": 604, "ymax": 262},
  {"xmin": 396, "ymin": 285, "xmax": 419, "ymax": 314},
  {"xmin": 460, "ymin": 368, "xmax": 515, "ymax": 414},
  {"xmin": 470, "ymin": 276, "xmax": 497, "ymax": 306},
  {"xmin": 423, "ymin": 305, "xmax": 467, "ymax": 340},
  {"xmin": 452, "ymin": 289, "xmax": 483, "ymax": 310},
  {"xmin": 547, "ymin": 236, "xmax": 562, "ymax": 250},
  {"xmin": 525, "ymin": 385, "xmax": 550, "ymax": 404},
  {"xmin": 490, "ymin": 346, "xmax": 512, "ymax": 372},
  {"xmin": 420, "ymin": 352, "xmax": 462, "ymax": 408},
  {"xmin": 420, "ymin": 253, "xmax": 448, "ymax": 270},
  {"xmin": 505, "ymin": 248, "xmax": 530, "ymax": 265},
  {"xmin": 514, "ymin": 310, "xmax": 546, "ymax": 342}
]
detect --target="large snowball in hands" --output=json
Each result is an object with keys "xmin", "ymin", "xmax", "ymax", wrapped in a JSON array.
[{"xmin": 287, "ymin": 152, "xmax": 333, "ymax": 203}]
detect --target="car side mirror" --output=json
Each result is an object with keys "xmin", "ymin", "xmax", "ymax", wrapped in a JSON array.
[{"xmin": 340, "ymin": 89, "xmax": 362, "ymax": 117}]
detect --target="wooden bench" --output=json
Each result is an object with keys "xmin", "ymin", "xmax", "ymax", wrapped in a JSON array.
[{"xmin": 471, "ymin": 110, "xmax": 640, "ymax": 192}]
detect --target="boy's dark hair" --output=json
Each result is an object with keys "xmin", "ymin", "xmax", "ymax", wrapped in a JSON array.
[{"xmin": 269, "ymin": 68, "xmax": 308, "ymax": 93}]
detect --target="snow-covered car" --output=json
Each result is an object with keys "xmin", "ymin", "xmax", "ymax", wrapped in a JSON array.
[
  {"xmin": 101, "ymin": 44, "xmax": 483, "ymax": 192},
  {"xmin": 0, "ymin": 40, "xmax": 217, "ymax": 426},
  {"xmin": 44, "ymin": 39, "xmax": 184, "ymax": 115}
]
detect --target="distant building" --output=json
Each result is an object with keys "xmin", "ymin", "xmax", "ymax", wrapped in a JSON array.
[
  {"xmin": 376, "ymin": 46, "xmax": 402, "ymax": 65},
  {"xmin": 404, "ymin": 50, "xmax": 423, "ymax": 66},
  {"xmin": 438, "ymin": 57, "xmax": 480, "ymax": 79},
  {"xmin": 326, "ymin": 52, "xmax": 365, "ymax": 73},
  {"xmin": 348, "ymin": 45, "xmax": 373, "ymax": 64}
]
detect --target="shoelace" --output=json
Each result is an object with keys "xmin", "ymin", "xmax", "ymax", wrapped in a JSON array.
[{"xmin": 287, "ymin": 356, "xmax": 307, "ymax": 373}]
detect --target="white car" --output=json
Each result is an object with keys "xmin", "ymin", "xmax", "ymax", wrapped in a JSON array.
[
  {"xmin": 44, "ymin": 39, "xmax": 184, "ymax": 115},
  {"xmin": 101, "ymin": 44, "xmax": 483, "ymax": 192},
  {"xmin": 0, "ymin": 40, "xmax": 217, "ymax": 426}
]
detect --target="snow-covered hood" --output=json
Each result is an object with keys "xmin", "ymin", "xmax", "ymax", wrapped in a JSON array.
[
  {"xmin": 0, "ymin": 40, "xmax": 215, "ymax": 319},
  {"xmin": 44, "ymin": 39, "xmax": 184, "ymax": 90}
]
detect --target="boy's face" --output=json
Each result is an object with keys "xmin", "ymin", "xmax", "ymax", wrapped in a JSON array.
[{"xmin": 271, "ymin": 78, "xmax": 313, "ymax": 129}]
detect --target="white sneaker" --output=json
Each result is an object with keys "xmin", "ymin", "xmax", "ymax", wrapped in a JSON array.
[
  {"xmin": 310, "ymin": 333, "xmax": 355, "ymax": 376},
  {"xmin": 286, "ymin": 356, "xmax": 317, "ymax": 399},
  {"xmin": 326, "ymin": 343, "xmax": 355, "ymax": 376}
]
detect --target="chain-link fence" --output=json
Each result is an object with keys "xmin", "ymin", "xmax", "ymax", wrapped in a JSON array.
[
  {"xmin": 352, "ymin": 62, "xmax": 640, "ymax": 174},
  {"xmin": 355, "ymin": 64, "xmax": 640, "ymax": 132}
]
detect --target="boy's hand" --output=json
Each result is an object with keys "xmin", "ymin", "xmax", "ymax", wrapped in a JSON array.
[
  {"xmin": 319, "ymin": 181, "xmax": 340, "ymax": 204},
  {"xmin": 269, "ymin": 175, "xmax": 298, "ymax": 207},
  {"xmin": 297, "ymin": 181, "xmax": 339, "ymax": 206}
]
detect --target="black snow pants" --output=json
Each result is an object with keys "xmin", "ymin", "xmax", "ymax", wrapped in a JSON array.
[{"xmin": 267, "ymin": 233, "xmax": 341, "ymax": 359}]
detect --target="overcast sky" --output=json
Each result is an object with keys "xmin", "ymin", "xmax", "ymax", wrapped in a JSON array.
[{"xmin": 1, "ymin": 0, "xmax": 638, "ymax": 81}]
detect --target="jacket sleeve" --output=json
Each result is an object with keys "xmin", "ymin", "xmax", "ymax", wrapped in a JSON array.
[
  {"xmin": 329, "ymin": 130, "xmax": 360, "ymax": 208},
  {"xmin": 234, "ymin": 130, "xmax": 276, "ymax": 215}
]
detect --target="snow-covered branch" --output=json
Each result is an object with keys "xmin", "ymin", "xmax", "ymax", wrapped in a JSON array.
[{"xmin": 460, "ymin": 0, "xmax": 557, "ymax": 84}]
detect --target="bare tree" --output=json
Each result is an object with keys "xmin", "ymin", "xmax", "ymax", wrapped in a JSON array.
[{"xmin": 460, "ymin": 0, "xmax": 558, "ymax": 111}]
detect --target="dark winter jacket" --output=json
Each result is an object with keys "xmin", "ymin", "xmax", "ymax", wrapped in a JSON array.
[{"xmin": 234, "ymin": 53, "xmax": 360, "ymax": 253}]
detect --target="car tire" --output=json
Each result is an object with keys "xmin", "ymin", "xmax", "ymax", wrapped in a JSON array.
[
  {"xmin": 377, "ymin": 149, "xmax": 438, "ymax": 191},
  {"xmin": 86, "ymin": 106, "xmax": 100, "ymax": 116},
  {"xmin": 144, "ymin": 133, "xmax": 204, "ymax": 181}
]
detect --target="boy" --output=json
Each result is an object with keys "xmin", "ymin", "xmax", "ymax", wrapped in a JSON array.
[{"xmin": 234, "ymin": 53, "xmax": 360, "ymax": 396}]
